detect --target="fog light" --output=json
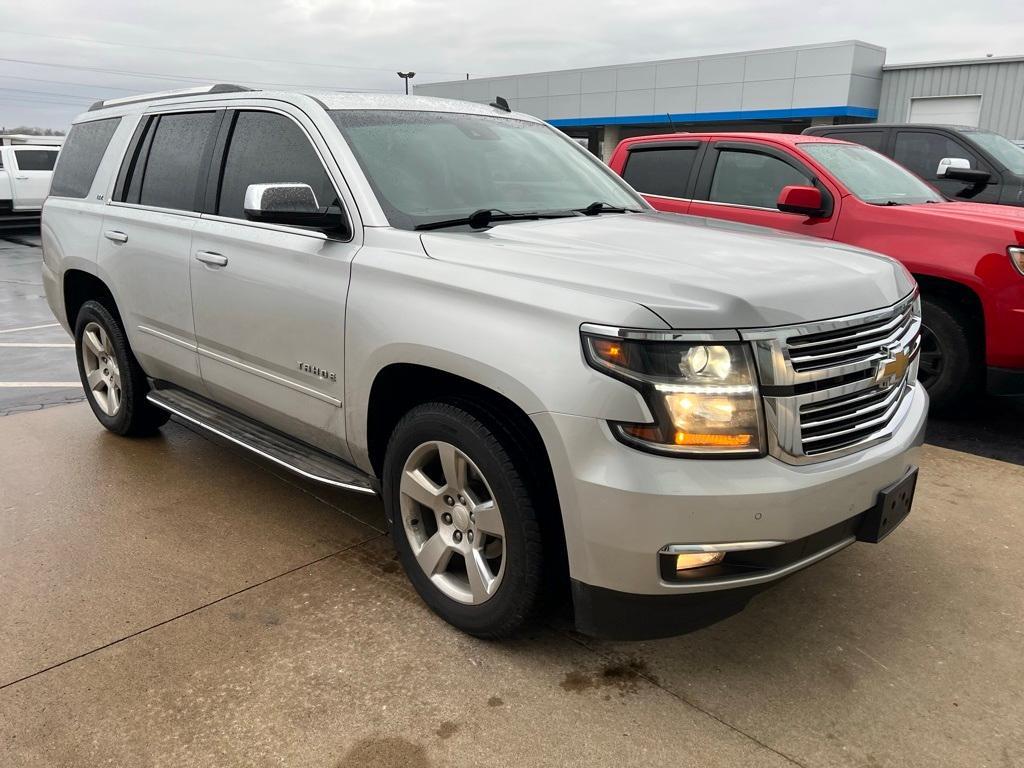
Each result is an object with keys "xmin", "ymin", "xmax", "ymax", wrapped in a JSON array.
[{"xmin": 675, "ymin": 551, "xmax": 725, "ymax": 571}]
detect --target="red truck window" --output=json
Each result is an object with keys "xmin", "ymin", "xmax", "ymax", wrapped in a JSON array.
[
  {"xmin": 709, "ymin": 150, "xmax": 811, "ymax": 209},
  {"xmin": 622, "ymin": 147, "xmax": 697, "ymax": 199}
]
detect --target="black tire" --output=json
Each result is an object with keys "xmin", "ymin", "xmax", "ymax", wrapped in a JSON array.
[
  {"xmin": 73, "ymin": 300, "xmax": 170, "ymax": 436},
  {"xmin": 919, "ymin": 296, "xmax": 979, "ymax": 411},
  {"xmin": 382, "ymin": 402, "xmax": 545, "ymax": 638}
]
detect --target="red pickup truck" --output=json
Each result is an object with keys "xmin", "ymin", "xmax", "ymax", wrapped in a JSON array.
[{"xmin": 609, "ymin": 133, "xmax": 1024, "ymax": 408}]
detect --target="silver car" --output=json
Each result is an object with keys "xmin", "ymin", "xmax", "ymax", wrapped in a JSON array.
[{"xmin": 41, "ymin": 86, "xmax": 927, "ymax": 639}]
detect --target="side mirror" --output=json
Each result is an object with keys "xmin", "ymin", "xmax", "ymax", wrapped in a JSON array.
[
  {"xmin": 243, "ymin": 183, "xmax": 346, "ymax": 232},
  {"xmin": 936, "ymin": 157, "xmax": 991, "ymax": 183},
  {"xmin": 777, "ymin": 185, "xmax": 825, "ymax": 217}
]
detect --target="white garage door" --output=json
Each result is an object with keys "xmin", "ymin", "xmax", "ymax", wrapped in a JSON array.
[{"xmin": 908, "ymin": 95, "xmax": 982, "ymax": 127}]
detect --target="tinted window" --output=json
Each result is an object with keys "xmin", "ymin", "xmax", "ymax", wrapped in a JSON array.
[
  {"xmin": 893, "ymin": 131, "xmax": 984, "ymax": 180},
  {"xmin": 139, "ymin": 112, "xmax": 216, "ymax": 211},
  {"xmin": 50, "ymin": 118, "xmax": 120, "ymax": 198},
  {"xmin": 622, "ymin": 147, "xmax": 698, "ymax": 197},
  {"xmin": 15, "ymin": 149, "xmax": 58, "ymax": 171},
  {"xmin": 218, "ymin": 111, "xmax": 337, "ymax": 220},
  {"xmin": 823, "ymin": 130, "xmax": 886, "ymax": 152},
  {"xmin": 709, "ymin": 150, "xmax": 810, "ymax": 209}
]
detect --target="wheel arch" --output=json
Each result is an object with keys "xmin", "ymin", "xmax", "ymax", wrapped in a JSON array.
[
  {"xmin": 912, "ymin": 273, "xmax": 986, "ymax": 357},
  {"xmin": 63, "ymin": 269, "xmax": 122, "ymax": 330},
  {"xmin": 366, "ymin": 363, "xmax": 551, "ymax": 480}
]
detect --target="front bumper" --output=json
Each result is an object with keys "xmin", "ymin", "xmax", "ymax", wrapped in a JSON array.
[{"xmin": 532, "ymin": 383, "xmax": 928, "ymax": 637}]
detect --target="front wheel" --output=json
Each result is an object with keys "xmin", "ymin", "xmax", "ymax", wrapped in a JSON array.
[{"xmin": 382, "ymin": 402, "xmax": 545, "ymax": 638}]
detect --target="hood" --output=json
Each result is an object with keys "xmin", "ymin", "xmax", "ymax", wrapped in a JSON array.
[
  {"xmin": 420, "ymin": 212, "xmax": 914, "ymax": 329},
  {"xmin": 878, "ymin": 200, "xmax": 1024, "ymax": 233}
]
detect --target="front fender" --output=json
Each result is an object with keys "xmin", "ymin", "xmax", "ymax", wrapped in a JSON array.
[{"xmin": 343, "ymin": 242, "xmax": 666, "ymax": 472}]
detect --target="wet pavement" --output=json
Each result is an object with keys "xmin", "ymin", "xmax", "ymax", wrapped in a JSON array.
[
  {"xmin": 1, "ymin": 230, "xmax": 1023, "ymax": 766},
  {"xmin": 0, "ymin": 232, "xmax": 83, "ymax": 415}
]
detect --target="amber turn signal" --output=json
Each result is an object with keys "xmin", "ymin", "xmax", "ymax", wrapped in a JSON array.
[{"xmin": 674, "ymin": 432, "xmax": 753, "ymax": 448}]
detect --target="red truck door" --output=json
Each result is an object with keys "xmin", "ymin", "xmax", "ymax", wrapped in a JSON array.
[
  {"xmin": 687, "ymin": 140, "xmax": 840, "ymax": 240},
  {"xmin": 614, "ymin": 140, "xmax": 705, "ymax": 215}
]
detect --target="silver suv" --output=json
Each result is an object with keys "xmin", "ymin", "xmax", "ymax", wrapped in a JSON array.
[{"xmin": 41, "ymin": 86, "xmax": 927, "ymax": 639}]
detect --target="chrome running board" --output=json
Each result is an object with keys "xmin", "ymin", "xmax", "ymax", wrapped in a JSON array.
[{"xmin": 147, "ymin": 386, "xmax": 377, "ymax": 495}]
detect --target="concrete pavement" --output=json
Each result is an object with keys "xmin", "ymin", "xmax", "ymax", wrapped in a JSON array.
[{"xmin": 1, "ymin": 403, "xmax": 1022, "ymax": 767}]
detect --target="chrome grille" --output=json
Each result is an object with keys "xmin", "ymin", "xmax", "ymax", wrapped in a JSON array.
[
  {"xmin": 786, "ymin": 301, "xmax": 916, "ymax": 372},
  {"xmin": 743, "ymin": 293, "xmax": 921, "ymax": 465},
  {"xmin": 799, "ymin": 380, "xmax": 909, "ymax": 456}
]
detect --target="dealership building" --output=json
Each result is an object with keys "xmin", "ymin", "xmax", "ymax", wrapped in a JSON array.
[{"xmin": 415, "ymin": 41, "xmax": 1024, "ymax": 158}]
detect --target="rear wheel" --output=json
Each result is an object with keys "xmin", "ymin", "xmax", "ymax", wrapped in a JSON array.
[
  {"xmin": 918, "ymin": 296, "xmax": 979, "ymax": 410},
  {"xmin": 383, "ymin": 402, "xmax": 544, "ymax": 638},
  {"xmin": 74, "ymin": 300, "xmax": 169, "ymax": 435}
]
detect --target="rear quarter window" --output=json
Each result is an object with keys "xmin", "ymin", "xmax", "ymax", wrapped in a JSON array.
[{"xmin": 50, "ymin": 118, "xmax": 121, "ymax": 199}]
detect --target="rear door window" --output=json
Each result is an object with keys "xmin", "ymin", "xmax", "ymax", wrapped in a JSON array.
[
  {"xmin": 216, "ymin": 110, "xmax": 338, "ymax": 220},
  {"xmin": 708, "ymin": 149, "xmax": 811, "ymax": 209},
  {"xmin": 137, "ymin": 112, "xmax": 218, "ymax": 211},
  {"xmin": 49, "ymin": 117, "xmax": 121, "ymax": 199},
  {"xmin": 14, "ymin": 149, "xmax": 59, "ymax": 171},
  {"xmin": 622, "ymin": 146, "xmax": 699, "ymax": 198}
]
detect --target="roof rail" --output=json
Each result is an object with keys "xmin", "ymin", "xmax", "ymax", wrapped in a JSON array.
[{"xmin": 88, "ymin": 84, "xmax": 255, "ymax": 112}]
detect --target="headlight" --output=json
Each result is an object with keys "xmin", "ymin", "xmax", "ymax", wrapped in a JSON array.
[
  {"xmin": 1010, "ymin": 246, "xmax": 1024, "ymax": 277},
  {"xmin": 581, "ymin": 329, "xmax": 764, "ymax": 457}
]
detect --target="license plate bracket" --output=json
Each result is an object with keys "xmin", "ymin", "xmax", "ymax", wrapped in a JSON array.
[{"xmin": 858, "ymin": 467, "xmax": 918, "ymax": 543}]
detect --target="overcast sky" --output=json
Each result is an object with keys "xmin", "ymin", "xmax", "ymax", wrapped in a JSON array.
[{"xmin": 2, "ymin": 0, "xmax": 1022, "ymax": 130}]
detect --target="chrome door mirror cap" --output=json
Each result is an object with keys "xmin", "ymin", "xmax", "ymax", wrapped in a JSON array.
[
  {"xmin": 242, "ymin": 183, "xmax": 347, "ymax": 234},
  {"xmin": 244, "ymin": 183, "xmax": 320, "ymax": 216}
]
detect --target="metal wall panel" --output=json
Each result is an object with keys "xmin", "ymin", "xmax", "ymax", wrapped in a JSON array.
[
  {"xmin": 880, "ymin": 60, "xmax": 1024, "ymax": 138},
  {"xmin": 414, "ymin": 41, "xmax": 886, "ymax": 126}
]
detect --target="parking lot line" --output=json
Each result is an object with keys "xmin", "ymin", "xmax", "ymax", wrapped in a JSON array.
[
  {"xmin": 0, "ymin": 382, "xmax": 81, "ymax": 388},
  {"xmin": 0, "ymin": 322, "xmax": 60, "ymax": 334},
  {"xmin": 0, "ymin": 342, "xmax": 74, "ymax": 348}
]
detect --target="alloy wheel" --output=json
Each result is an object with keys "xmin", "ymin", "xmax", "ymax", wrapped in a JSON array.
[
  {"xmin": 399, "ymin": 440, "xmax": 506, "ymax": 605},
  {"xmin": 81, "ymin": 321, "xmax": 122, "ymax": 416}
]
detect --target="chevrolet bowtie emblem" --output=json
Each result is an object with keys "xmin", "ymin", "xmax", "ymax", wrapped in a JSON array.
[{"xmin": 875, "ymin": 343, "xmax": 910, "ymax": 389}]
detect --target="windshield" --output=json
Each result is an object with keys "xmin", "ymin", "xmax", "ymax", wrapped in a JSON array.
[
  {"xmin": 329, "ymin": 110, "xmax": 643, "ymax": 230},
  {"xmin": 968, "ymin": 130, "xmax": 1024, "ymax": 174},
  {"xmin": 801, "ymin": 142, "xmax": 944, "ymax": 205}
]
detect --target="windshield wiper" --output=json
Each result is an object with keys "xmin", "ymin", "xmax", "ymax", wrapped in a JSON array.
[
  {"xmin": 413, "ymin": 208, "xmax": 574, "ymax": 231},
  {"xmin": 575, "ymin": 201, "xmax": 640, "ymax": 215}
]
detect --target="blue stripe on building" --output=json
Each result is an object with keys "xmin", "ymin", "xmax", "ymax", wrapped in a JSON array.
[{"xmin": 547, "ymin": 106, "xmax": 879, "ymax": 128}]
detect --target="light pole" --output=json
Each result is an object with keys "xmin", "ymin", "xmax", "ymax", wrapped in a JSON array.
[{"xmin": 397, "ymin": 71, "xmax": 416, "ymax": 95}]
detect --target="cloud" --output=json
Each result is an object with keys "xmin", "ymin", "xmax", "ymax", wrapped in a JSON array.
[{"xmin": 0, "ymin": 0, "xmax": 1021, "ymax": 129}]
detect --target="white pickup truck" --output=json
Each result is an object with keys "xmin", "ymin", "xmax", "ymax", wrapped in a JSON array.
[{"xmin": 1, "ymin": 140, "xmax": 61, "ymax": 228}]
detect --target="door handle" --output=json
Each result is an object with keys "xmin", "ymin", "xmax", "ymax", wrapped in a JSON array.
[
  {"xmin": 103, "ymin": 230, "xmax": 128, "ymax": 243},
  {"xmin": 195, "ymin": 251, "xmax": 228, "ymax": 267},
  {"xmin": 15, "ymin": 175, "xmax": 29, "ymax": 180}
]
